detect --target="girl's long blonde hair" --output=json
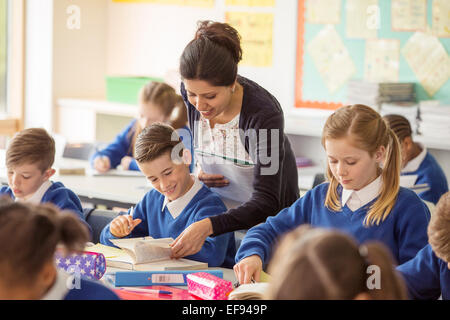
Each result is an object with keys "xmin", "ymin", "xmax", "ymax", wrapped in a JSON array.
[
  {"xmin": 129, "ymin": 82, "xmax": 186, "ymax": 155},
  {"xmin": 321, "ymin": 104, "xmax": 401, "ymax": 226}
]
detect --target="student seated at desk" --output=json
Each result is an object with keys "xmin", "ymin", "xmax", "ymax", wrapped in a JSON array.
[
  {"xmin": 383, "ymin": 114, "xmax": 448, "ymax": 205},
  {"xmin": 397, "ymin": 191, "xmax": 450, "ymax": 300},
  {"xmin": 265, "ymin": 225, "xmax": 408, "ymax": 300},
  {"xmin": 100, "ymin": 123, "xmax": 236, "ymax": 268},
  {"xmin": 0, "ymin": 128, "xmax": 89, "ymax": 232},
  {"xmin": 234, "ymin": 104, "xmax": 431, "ymax": 284},
  {"xmin": 91, "ymin": 81, "xmax": 194, "ymax": 173},
  {"xmin": 0, "ymin": 199, "xmax": 119, "ymax": 300}
]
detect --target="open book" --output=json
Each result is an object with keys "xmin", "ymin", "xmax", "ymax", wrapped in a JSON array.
[
  {"xmin": 228, "ymin": 283, "xmax": 270, "ymax": 300},
  {"xmin": 88, "ymin": 237, "xmax": 207, "ymax": 271}
]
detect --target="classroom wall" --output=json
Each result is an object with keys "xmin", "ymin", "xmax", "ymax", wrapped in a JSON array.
[{"xmin": 105, "ymin": 0, "xmax": 298, "ymax": 112}]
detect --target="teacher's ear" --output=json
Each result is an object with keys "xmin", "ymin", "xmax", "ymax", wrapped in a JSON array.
[{"xmin": 182, "ymin": 148, "xmax": 192, "ymax": 167}]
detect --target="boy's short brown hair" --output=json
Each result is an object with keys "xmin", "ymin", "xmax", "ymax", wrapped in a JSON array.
[
  {"xmin": 428, "ymin": 191, "xmax": 450, "ymax": 262},
  {"xmin": 6, "ymin": 128, "xmax": 55, "ymax": 172},
  {"xmin": 134, "ymin": 123, "xmax": 184, "ymax": 164}
]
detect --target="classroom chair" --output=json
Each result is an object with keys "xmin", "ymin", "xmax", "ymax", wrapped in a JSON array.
[{"xmin": 82, "ymin": 208, "xmax": 120, "ymax": 243}]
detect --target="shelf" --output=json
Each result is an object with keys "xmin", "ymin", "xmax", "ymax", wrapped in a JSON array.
[{"xmin": 57, "ymin": 98, "xmax": 138, "ymax": 117}]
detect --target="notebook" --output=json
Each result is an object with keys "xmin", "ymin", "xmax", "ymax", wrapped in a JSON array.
[
  {"xmin": 228, "ymin": 283, "xmax": 270, "ymax": 300},
  {"xmin": 88, "ymin": 238, "xmax": 208, "ymax": 271}
]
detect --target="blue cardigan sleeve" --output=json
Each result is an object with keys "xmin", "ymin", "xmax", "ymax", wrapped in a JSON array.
[
  {"xmin": 90, "ymin": 120, "xmax": 137, "ymax": 169},
  {"xmin": 183, "ymin": 199, "xmax": 233, "ymax": 267},
  {"xmin": 397, "ymin": 244, "xmax": 442, "ymax": 300},
  {"xmin": 235, "ymin": 190, "xmax": 313, "ymax": 264}
]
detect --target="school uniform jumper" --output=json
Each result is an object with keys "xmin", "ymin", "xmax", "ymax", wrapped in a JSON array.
[
  {"xmin": 100, "ymin": 177, "xmax": 236, "ymax": 268},
  {"xmin": 236, "ymin": 181, "xmax": 431, "ymax": 266},
  {"xmin": 0, "ymin": 181, "xmax": 84, "ymax": 220},
  {"xmin": 90, "ymin": 120, "xmax": 195, "ymax": 172},
  {"xmin": 401, "ymin": 148, "xmax": 448, "ymax": 205},
  {"xmin": 397, "ymin": 244, "xmax": 450, "ymax": 300}
]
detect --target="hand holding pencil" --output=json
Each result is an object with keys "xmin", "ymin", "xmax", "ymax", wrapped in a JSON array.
[{"xmin": 109, "ymin": 206, "xmax": 142, "ymax": 238}]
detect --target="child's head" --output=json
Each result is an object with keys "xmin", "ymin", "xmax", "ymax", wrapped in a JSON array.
[
  {"xmin": 428, "ymin": 191, "xmax": 450, "ymax": 266},
  {"xmin": 135, "ymin": 123, "xmax": 192, "ymax": 201},
  {"xmin": 0, "ymin": 198, "xmax": 89, "ymax": 299},
  {"xmin": 130, "ymin": 82, "xmax": 186, "ymax": 154},
  {"xmin": 382, "ymin": 114, "xmax": 415, "ymax": 169},
  {"xmin": 138, "ymin": 81, "xmax": 184, "ymax": 128},
  {"xmin": 265, "ymin": 225, "xmax": 408, "ymax": 300},
  {"xmin": 6, "ymin": 128, "xmax": 56, "ymax": 200},
  {"xmin": 321, "ymin": 104, "xmax": 401, "ymax": 226}
]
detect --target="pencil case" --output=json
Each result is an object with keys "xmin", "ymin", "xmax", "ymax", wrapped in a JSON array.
[
  {"xmin": 186, "ymin": 272, "xmax": 233, "ymax": 300},
  {"xmin": 54, "ymin": 250, "xmax": 106, "ymax": 280}
]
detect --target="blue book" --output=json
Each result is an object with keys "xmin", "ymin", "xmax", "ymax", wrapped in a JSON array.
[{"xmin": 113, "ymin": 270, "xmax": 224, "ymax": 287}]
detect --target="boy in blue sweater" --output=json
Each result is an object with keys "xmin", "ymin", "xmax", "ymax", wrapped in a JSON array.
[
  {"xmin": 100, "ymin": 123, "xmax": 235, "ymax": 268},
  {"xmin": 0, "ymin": 128, "xmax": 88, "ymax": 228},
  {"xmin": 384, "ymin": 114, "xmax": 448, "ymax": 205},
  {"xmin": 234, "ymin": 105, "xmax": 430, "ymax": 284},
  {"xmin": 397, "ymin": 191, "xmax": 450, "ymax": 300},
  {"xmin": 0, "ymin": 200, "xmax": 119, "ymax": 300}
]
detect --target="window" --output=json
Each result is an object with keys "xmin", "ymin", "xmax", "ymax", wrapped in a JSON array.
[{"xmin": 0, "ymin": 0, "xmax": 7, "ymax": 115}]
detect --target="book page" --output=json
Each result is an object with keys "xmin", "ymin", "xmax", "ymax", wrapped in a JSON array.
[
  {"xmin": 306, "ymin": 0, "xmax": 341, "ymax": 24},
  {"xmin": 133, "ymin": 240, "xmax": 172, "ymax": 264},
  {"xmin": 364, "ymin": 39, "xmax": 400, "ymax": 82},
  {"xmin": 392, "ymin": 0, "xmax": 426, "ymax": 32},
  {"xmin": 307, "ymin": 25, "xmax": 356, "ymax": 93}
]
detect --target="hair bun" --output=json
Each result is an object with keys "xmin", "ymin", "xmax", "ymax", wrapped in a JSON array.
[{"xmin": 194, "ymin": 20, "xmax": 242, "ymax": 64}]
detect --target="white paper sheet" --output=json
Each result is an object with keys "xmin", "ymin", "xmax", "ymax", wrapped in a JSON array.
[
  {"xmin": 196, "ymin": 151, "xmax": 255, "ymax": 204},
  {"xmin": 307, "ymin": 25, "xmax": 356, "ymax": 93},
  {"xmin": 392, "ymin": 0, "xmax": 427, "ymax": 32},
  {"xmin": 306, "ymin": 0, "xmax": 341, "ymax": 24},
  {"xmin": 402, "ymin": 31, "xmax": 450, "ymax": 97},
  {"xmin": 346, "ymin": 0, "xmax": 378, "ymax": 39},
  {"xmin": 364, "ymin": 39, "xmax": 400, "ymax": 82},
  {"xmin": 432, "ymin": 0, "xmax": 450, "ymax": 37}
]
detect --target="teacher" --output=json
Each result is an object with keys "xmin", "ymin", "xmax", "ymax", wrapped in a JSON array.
[{"xmin": 170, "ymin": 20, "xmax": 299, "ymax": 258}]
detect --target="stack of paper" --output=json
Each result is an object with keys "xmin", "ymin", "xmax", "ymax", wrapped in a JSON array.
[
  {"xmin": 347, "ymin": 80, "xmax": 416, "ymax": 111},
  {"xmin": 418, "ymin": 104, "xmax": 450, "ymax": 139}
]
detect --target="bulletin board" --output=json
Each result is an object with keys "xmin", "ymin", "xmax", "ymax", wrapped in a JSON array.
[{"xmin": 295, "ymin": 0, "xmax": 450, "ymax": 110}]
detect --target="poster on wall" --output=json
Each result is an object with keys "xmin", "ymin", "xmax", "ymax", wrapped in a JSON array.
[
  {"xmin": 346, "ymin": 0, "xmax": 378, "ymax": 39},
  {"xmin": 225, "ymin": 12, "xmax": 274, "ymax": 67},
  {"xmin": 364, "ymin": 39, "xmax": 400, "ymax": 82},
  {"xmin": 307, "ymin": 25, "xmax": 356, "ymax": 93},
  {"xmin": 432, "ymin": 0, "xmax": 450, "ymax": 37},
  {"xmin": 391, "ymin": 0, "xmax": 427, "ymax": 32},
  {"xmin": 225, "ymin": 0, "xmax": 275, "ymax": 6},
  {"xmin": 402, "ymin": 31, "xmax": 450, "ymax": 97},
  {"xmin": 305, "ymin": 0, "xmax": 341, "ymax": 24},
  {"xmin": 112, "ymin": 0, "xmax": 215, "ymax": 7}
]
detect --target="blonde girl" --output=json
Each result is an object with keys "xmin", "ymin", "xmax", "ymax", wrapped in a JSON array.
[
  {"xmin": 91, "ymin": 81, "xmax": 193, "ymax": 173},
  {"xmin": 234, "ymin": 104, "xmax": 430, "ymax": 284}
]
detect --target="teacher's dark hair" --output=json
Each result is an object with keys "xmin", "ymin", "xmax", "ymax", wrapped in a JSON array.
[{"xmin": 180, "ymin": 20, "xmax": 242, "ymax": 86}]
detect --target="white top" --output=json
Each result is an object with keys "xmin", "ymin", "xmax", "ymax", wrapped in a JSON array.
[
  {"xmin": 197, "ymin": 113, "xmax": 253, "ymax": 164},
  {"xmin": 161, "ymin": 175, "xmax": 203, "ymax": 219},
  {"xmin": 16, "ymin": 180, "xmax": 52, "ymax": 203},
  {"xmin": 402, "ymin": 143, "xmax": 427, "ymax": 174},
  {"xmin": 341, "ymin": 175, "xmax": 382, "ymax": 212}
]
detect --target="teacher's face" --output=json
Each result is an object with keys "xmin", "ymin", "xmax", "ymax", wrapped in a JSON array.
[{"xmin": 183, "ymin": 79, "xmax": 234, "ymax": 120}]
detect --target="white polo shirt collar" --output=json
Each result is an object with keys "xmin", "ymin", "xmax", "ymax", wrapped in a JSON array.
[
  {"xmin": 342, "ymin": 175, "xmax": 382, "ymax": 211},
  {"xmin": 402, "ymin": 143, "xmax": 427, "ymax": 174}
]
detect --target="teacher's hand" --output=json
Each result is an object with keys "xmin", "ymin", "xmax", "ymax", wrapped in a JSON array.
[
  {"xmin": 170, "ymin": 218, "xmax": 213, "ymax": 258},
  {"xmin": 198, "ymin": 170, "xmax": 229, "ymax": 188}
]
